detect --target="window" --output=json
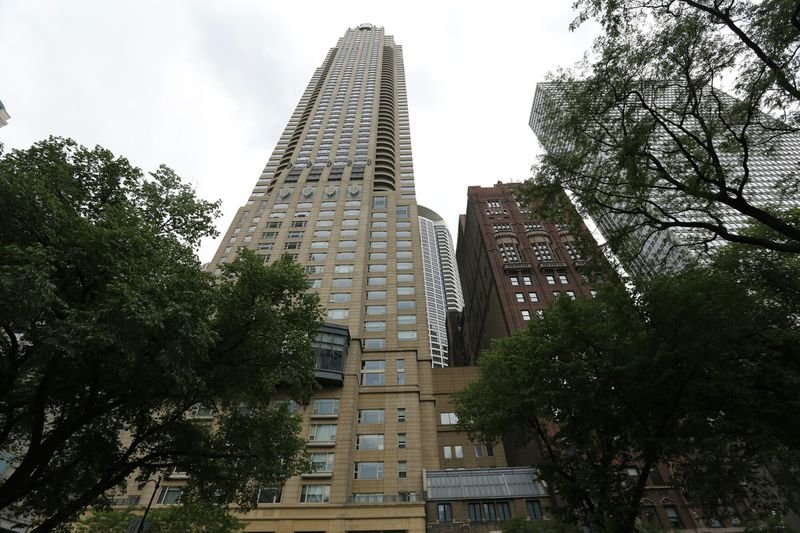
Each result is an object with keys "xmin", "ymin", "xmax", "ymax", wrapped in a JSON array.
[
  {"xmin": 523, "ymin": 275, "xmax": 532, "ymax": 285},
  {"xmin": 398, "ymin": 331, "xmax": 417, "ymax": 341},
  {"xmin": 308, "ymin": 424, "xmax": 336, "ymax": 442},
  {"xmin": 397, "ymin": 262, "xmax": 413, "ymax": 270},
  {"xmin": 368, "ymin": 264, "xmax": 387, "ymax": 272},
  {"xmin": 397, "ymin": 287, "xmax": 415, "ymax": 296},
  {"xmin": 469, "ymin": 501, "xmax": 510, "ymax": 522},
  {"xmin": 361, "ymin": 360, "xmax": 385, "ymax": 386},
  {"xmin": 397, "ymin": 408, "xmax": 406, "ymax": 422},
  {"xmin": 292, "ymin": 220, "xmax": 307, "ymax": 228},
  {"xmin": 396, "ymin": 205, "xmax": 410, "ymax": 218},
  {"xmin": 515, "ymin": 292, "xmax": 525, "ymax": 303},
  {"xmin": 546, "ymin": 275, "xmax": 556, "ymax": 285},
  {"xmin": 358, "ymin": 409, "xmax": 384, "ymax": 424},
  {"xmin": 440, "ymin": 412, "xmax": 458, "ymax": 425},
  {"xmin": 334, "ymin": 265, "xmax": 354, "ymax": 273},
  {"xmin": 527, "ymin": 500, "xmax": 544, "ymax": 519},
  {"xmin": 443, "ymin": 446, "xmax": 452, "ymax": 459},
  {"xmin": 368, "ymin": 277, "xmax": 386, "ymax": 286},
  {"xmin": 397, "ymin": 433, "xmax": 407, "ymax": 449},
  {"xmin": 308, "ymin": 252, "xmax": 326, "ymax": 261},
  {"xmin": 437, "ymin": 503, "xmax": 453, "ymax": 523},
  {"xmin": 641, "ymin": 505, "xmax": 661, "ymax": 526},
  {"xmin": 397, "ymin": 274, "xmax": 414, "ymax": 283},
  {"xmin": 288, "ymin": 230, "xmax": 304, "ymax": 238},
  {"xmin": 475, "ymin": 444, "xmax": 484, "ymax": 457},
  {"xmin": 510, "ymin": 276, "xmax": 520, "ymax": 286},
  {"xmin": 339, "ymin": 240, "xmax": 356, "ymax": 248},
  {"xmin": 529, "ymin": 292, "xmax": 539, "ymax": 302},
  {"xmin": 356, "ymin": 434, "xmax": 384, "ymax": 450},
  {"xmin": 327, "ymin": 309, "xmax": 349, "ymax": 320},
  {"xmin": 398, "ymin": 461, "xmax": 407, "ymax": 478},
  {"xmin": 499, "ymin": 243, "xmax": 520, "ymax": 263},
  {"xmin": 365, "ymin": 305, "xmax": 386, "ymax": 315},
  {"xmin": 664, "ymin": 506, "xmax": 684, "ymax": 528},
  {"xmin": 267, "ymin": 221, "xmax": 282, "ymax": 228},
  {"xmin": 157, "ymin": 487, "xmax": 183, "ymax": 505},
  {"xmin": 331, "ymin": 278, "xmax": 352, "ymax": 288},
  {"xmin": 337, "ymin": 251, "xmax": 355, "ymax": 260},
  {"xmin": 312, "ymin": 399, "xmax": 339, "ymax": 415},
  {"xmin": 362, "ymin": 338, "xmax": 385, "ymax": 349},
  {"xmin": 284, "ymin": 242, "xmax": 301, "ymax": 250},
  {"xmin": 522, "ymin": 310, "xmax": 531, "ymax": 321},
  {"xmin": 257, "ymin": 486, "xmax": 282, "ymax": 504},
  {"xmin": 372, "ymin": 196, "xmax": 387, "ymax": 209},
  {"xmin": 364, "ymin": 321, "xmax": 385, "ymax": 332},
  {"xmin": 397, "ymin": 315, "xmax": 416, "ymax": 325},
  {"xmin": 397, "ymin": 359, "xmax": 405, "ymax": 385},
  {"xmin": 330, "ymin": 293, "xmax": 351, "ymax": 304},
  {"xmin": 310, "ymin": 452, "xmax": 334, "ymax": 473},
  {"xmin": 559, "ymin": 274, "xmax": 569, "ymax": 284},
  {"xmin": 486, "ymin": 445, "xmax": 494, "ymax": 456},
  {"xmin": 188, "ymin": 404, "xmax": 216, "ymax": 419},
  {"xmin": 566, "ymin": 291, "xmax": 576, "ymax": 299},
  {"xmin": 370, "ymin": 252, "xmax": 387, "ymax": 260},
  {"xmin": 300, "ymin": 484, "xmax": 330, "ymax": 503},
  {"xmin": 354, "ymin": 462, "xmax": 383, "ymax": 479},
  {"xmin": 454, "ymin": 445, "xmax": 463, "ymax": 458}
]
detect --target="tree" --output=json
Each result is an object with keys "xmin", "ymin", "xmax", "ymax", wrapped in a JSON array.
[
  {"xmin": 69, "ymin": 501, "xmax": 243, "ymax": 533},
  {"xmin": 0, "ymin": 138, "xmax": 322, "ymax": 531},
  {"xmin": 454, "ymin": 264, "xmax": 800, "ymax": 532},
  {"xmin": 527, "ymin": 0, "xmax": 800, "ymax": 272}
]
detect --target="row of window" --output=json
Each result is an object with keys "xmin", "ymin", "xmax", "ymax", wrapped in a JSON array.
[
  {"xmin": 510, "ymin": 273, "xmax": 569, "ymax": 286},
  {"xmin": 436, "ymin": 500, "xmax": 543, "ymax": 523},
  {"xmin": 308, "ymin": 250, "xmax": 414, "ymax": 263}
]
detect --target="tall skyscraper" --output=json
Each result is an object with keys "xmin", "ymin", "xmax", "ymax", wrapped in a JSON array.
[
  {"xmin": 418, "ymin": 205, "xmax": 464, "ymax": 367},
  {"xmin": 530, "ymin": 81, "xmax": 800, "ymax": 278},
  {"xmin": 202, "ymin": 23, "xmax": 441, "ymax": 532}
]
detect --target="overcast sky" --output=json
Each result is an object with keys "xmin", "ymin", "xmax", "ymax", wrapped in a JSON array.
[{"xmin": 0, "ymin": 0, "xmax": 597, "ymax": 262}]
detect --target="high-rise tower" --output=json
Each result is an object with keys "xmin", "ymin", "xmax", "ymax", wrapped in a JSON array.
[
  {"xmin": 202, "ymin": 24, "xmax": 438, "ymax": 532},
  {"xmin": 418, "ymin": 205, "xmax": 464, "ymax": 367}
]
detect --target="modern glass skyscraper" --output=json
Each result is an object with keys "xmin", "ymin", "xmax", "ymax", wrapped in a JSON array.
[
  {"xmin": 530, "ymin": 81, "xmax": 800, "ymax": 278},
  {"xmin": 202, "ymin": 24, "xmax": 439, "ymax": 532}
]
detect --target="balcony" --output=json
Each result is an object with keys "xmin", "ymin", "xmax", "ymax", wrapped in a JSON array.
[
  {"xmin": 502, "ymin": 261, "xmax": 533, "ymax": 272},
  {"xmin": 312, "ymin": 323, "xmax": 350, "ymax": 386}
]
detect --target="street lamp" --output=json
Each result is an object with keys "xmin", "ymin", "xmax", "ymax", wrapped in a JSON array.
[{"xmin": 132, "ymin": 476, "xmax": 162, "ymax": 533}]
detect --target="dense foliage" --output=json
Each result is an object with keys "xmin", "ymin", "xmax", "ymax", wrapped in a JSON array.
[
  {"xmin": 455, "ymin": 250, "xmax": 800, "ymax": 532},
  {"xmin": 0, "ymin": 138, "xmax": 321, "ymax": 531},
  {"xmin": 69, "ymin": 501, "xmax": 243, "ymax": 533},
  {"xmin": 527, "ymin": 0, "xmax": 800, "ymax": 270}
]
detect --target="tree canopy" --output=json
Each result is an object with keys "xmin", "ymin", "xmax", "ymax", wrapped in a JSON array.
[
  {"xmin": 454, "ymin": 254, "xmax": 800, "ymax": 532},
  {"xmin": 0, "ymin": 138, "xmax": 322, "ymax": 531},
  {"xmin": 68, "ymin": 501, "xmax": 244, "ymax": 533},
  {"xmin": 527, "ymin": 0, "xmax": 800, "ymax": 273}
]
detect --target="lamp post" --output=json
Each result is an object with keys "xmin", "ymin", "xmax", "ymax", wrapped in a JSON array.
[{"xmin": 134, "ymin": 476, "xmax": 162, "ymax": 533}]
